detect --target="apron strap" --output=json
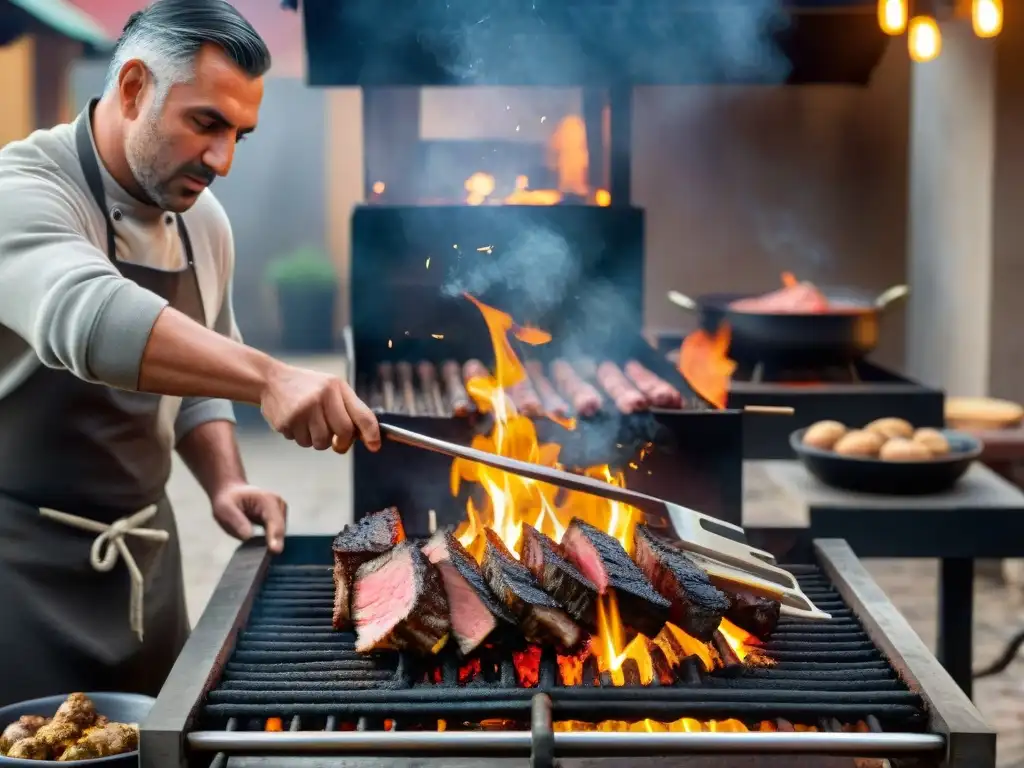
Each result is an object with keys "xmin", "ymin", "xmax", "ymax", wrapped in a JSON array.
[
  {"xmin": 74, "ymin": 100, "xmax": 196, "ymax": 267},
  {"xmin": 38, "ymin": 506, "xmax": 170, "ymax": 643}
]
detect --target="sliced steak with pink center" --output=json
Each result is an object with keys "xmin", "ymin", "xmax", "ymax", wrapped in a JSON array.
[
  {"xmin": 352, "ymin": 541, "xmax": 450, "ymax": 654},
  {"xmin": 518, "ymin": 524, "xmax": 598, "ymax": 632},
  {"xmin": 480, "ymin": 529, "xmax": 583, "ymax": 652},
  {"xmin": 561, "ymin": 518, "xmax": 670, "ymax": 639},
  {"xmin": 332, "ymin": 507, "xmax": 406, "ymax": 631},
  {"xmin": 631, "ymin": 524, "xmax": 728, "ymax": 641},
  {"xmin": 422, "ymin": 530, "xmax": 515, "ymax": 655}
]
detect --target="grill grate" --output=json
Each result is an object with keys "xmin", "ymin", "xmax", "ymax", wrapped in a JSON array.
[{"xmin": 199, "ymin": 563, "xmax": 927, "ymax": 732}]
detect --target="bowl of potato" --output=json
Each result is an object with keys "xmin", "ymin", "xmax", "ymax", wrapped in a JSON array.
[{"xmin": 789, "ymin": 417, "xmax": 982, "ymax": 495}]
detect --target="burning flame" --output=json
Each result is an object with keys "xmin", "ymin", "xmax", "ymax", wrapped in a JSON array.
[
  {"xmin": 451, "ymin": 295, "xmax": 758, "ymax": 699},
  {"xmin": 462, "ymin": 115, "xmax": 611, "ymax": 206},
  {"xmin": 678, "ymin": 326, "xmax": 735, "ymax": 410}
]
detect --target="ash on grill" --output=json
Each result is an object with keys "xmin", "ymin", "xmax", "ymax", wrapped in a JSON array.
[{"xmin": 359, "ymin": 358, "xmax": 694, "ymax": 419}]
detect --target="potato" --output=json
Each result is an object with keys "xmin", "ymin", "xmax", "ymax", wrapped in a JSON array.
[
  {"xmin": 879, "ymin": 437, "xmax": 932, "ymax": 462},
  {"xmin": 803, "ymin": 420, "xmax": 847, "ymax": 450},
  {"xmin": 913, "ymin": 427, "xmax": 950, "ymax": 457},
  {"xmin": 864, "ymin": 417, "xmax": 914, "ymax": 440},
  {"xmin": 833, "ymin": 429, "xmax": 885, "ymax": 458}
]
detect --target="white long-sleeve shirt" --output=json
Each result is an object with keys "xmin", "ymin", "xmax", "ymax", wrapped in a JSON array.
[{"xmin": 0, "ymin": 111, "xmax": 240, "ymax": 449}]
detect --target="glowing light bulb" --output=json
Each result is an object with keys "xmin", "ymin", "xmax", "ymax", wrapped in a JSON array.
[
  {"xmin": 972, "ymin": 0, "xmax": 1003, "ymax": 38},
  {"xmin": 908, "ymin": 16, "xmax": 942, "ymax": 63},
  {"xmin": 878, "ymin": 0, "xmax": 908, "ymax": 35}
]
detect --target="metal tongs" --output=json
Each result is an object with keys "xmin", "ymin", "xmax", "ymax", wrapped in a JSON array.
[{"xmin": 379, "ymin": 422, "xmax": 831, "ymax": 621}]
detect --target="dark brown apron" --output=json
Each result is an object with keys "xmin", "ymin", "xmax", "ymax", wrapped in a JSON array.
[{"xmin": 0, "ymin": 102, "xmax": 202, "ymax": 705}]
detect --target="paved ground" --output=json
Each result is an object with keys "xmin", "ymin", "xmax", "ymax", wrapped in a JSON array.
[{"xmin": 168, "ymin": 430, "xmax": 1024, "ymax": 767}]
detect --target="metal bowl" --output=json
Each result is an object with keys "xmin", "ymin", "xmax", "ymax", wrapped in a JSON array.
[
  {"xmin": 0, "ymin": 693, "xmax": 153, "ymax": 767},
  {"xmin": 790, "ymin": 428, "xmax": 982, "ymax": 495}
]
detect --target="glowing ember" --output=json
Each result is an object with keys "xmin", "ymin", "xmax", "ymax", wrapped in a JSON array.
[{"xmin": 461, "ymin": 115, "xmax": 611, "ymax": 207}]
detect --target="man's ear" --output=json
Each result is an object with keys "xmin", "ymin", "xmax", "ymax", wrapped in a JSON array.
[{"xmin": 117, "ymin": 60, "xmax": 149, "ymax": 119}]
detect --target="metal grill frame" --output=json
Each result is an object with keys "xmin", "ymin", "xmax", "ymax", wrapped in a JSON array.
[{"xmin": 142, "ymin": 537, "xmax": 994, "ymax": 768}]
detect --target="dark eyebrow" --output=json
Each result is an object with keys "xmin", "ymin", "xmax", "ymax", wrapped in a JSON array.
[{"xmin": 192, "ymin": 107, "xmax": 256, "ymax": 137}]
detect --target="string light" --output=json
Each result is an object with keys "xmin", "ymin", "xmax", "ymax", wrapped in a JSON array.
[
  {"xmin": 907, "ymin": 15, "xmax": 942, "ymax": 63},
  {"xmin": 878, "ymin": 0, "xmax": 908, "ymax": 35},
  {"xmin": 972, "ymin": 0, "xmax": 1003, "ymax": 38}
]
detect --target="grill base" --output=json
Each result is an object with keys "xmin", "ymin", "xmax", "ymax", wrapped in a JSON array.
[{"xmin": 219, "ymin": 758, "xmax": 873, "ymax": 767}]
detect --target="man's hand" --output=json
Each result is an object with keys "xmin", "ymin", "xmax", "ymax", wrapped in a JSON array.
[
  {"xmin": 212, "ymin": 483, "xmax": 288, "ymax": 553},
  {"xmin": 260, "ymin": 364, "xmax": 381, "ymax": 453}
]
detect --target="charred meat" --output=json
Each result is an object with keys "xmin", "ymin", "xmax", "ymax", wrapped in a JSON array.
[
  {"xmin": 353, "ymin": 541, "xmax": 451, "ymax": 654},
  {"xmin": 724, "ymin": 588, "xmax": 782, "ymax": 639},
  {"xmin": 631, "ymin": 524, "xmax": 729, "ymax": 641},
  {"xmin": 481, "ymin": 529, "xmax": 584, "ymax": 651},
  {"xmin": 561, "ymin": 518, "xmax": 670, "ymax": 639},
  {"xmin": 422, "ymin": 530, "xmax": 516, "ymax": 655},
  {"xmin": 518, "ymin": 524, "xmax": 598, "ymax": 631},
  {"xmin": 332, "ymin": 506, "xmax": 406, "ymax": 630}
]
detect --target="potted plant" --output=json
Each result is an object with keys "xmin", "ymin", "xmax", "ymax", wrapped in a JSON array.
[{"xmin": 265, "ymin": 246, "xmax": 338, "ymax": 352}]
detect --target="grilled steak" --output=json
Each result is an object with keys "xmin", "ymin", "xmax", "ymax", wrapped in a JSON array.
[
  {"xmin": 724, "ymin": 588, "xmax": 782, "ymax": 639},
  {"xmin": 518, "ymin": 524, "xmax": 598, "ymax": 631},
  {"xmin": 561, "ymin": 518, "xmax": 670, "ymax": 639},
  {"xmin": 481, "ymin": 529, "xmax": 584, "ymax": 651},
  {"xmin": 332, "ymin": 507, "xmax": 406, "ymax": 630},
  {"xmin": 422, "ymin": 530, "xmax": 515, "ymax": 655},
  {"xmin": 352, "ymin": 541, "xmax": 450, "ymax": 654},
  {"xmin": 631, "ymin": 524, "xmax": 729, "ymax": 641}
]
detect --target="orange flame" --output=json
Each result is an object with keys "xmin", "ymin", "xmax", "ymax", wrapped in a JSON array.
[
  {"xmin": 452, "ymin": 294, "xmax": 751, "ymax": 689},
  {"xmin": 677, "ymin": 326, "xmax": 735, "ymax": 410}
]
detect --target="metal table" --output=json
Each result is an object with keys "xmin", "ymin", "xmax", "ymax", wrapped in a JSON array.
[{"xmin": 746, "ymin": 460, "xmax": 1024, "ymax": 700}]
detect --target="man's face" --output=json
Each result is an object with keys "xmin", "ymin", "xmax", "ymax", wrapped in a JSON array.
[{"xmin": 124, "ymin": 44, "xmax": 263, "ymax": 212}]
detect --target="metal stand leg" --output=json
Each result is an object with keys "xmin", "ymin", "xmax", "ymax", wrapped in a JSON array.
[{"xmin": 937, "ymin": 558, "xmax": 975, "ymax": 699}]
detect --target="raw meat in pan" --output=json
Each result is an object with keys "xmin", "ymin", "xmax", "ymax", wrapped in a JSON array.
[
  {"xmin": 550, "ymin": 359, "xmax": 603, "ymax": 417},
  {"xmin": 631, "ymin": 524, "xmax": 729, "ymax": 641},
  {"xmin": 332, "ymin": 507, "xmax": 406, "ymax": 630},
  {"xmin": 481, "ymin": 529, "xmax": 584, "ymax": 651},
  {"xmin": 723, "ymin": 588, "xmax": 782, "ymax": 639},
  {"xmin": 624, "ymin": 361, "xmax": 684, "ymax": 409},
  {"xmin": 595, "ymin": 362, "xmax": 649, "ymax": 414},
  {"xmin": 353, "ymin": 541, "xmax": 451, "ymax": 654},
  {"xmin": 422, "ymin": 530, "xmax": 516, "ymax": 655},
  {"xmin": 518, "ymin": 523, "xmax": 598, "ymax": 631},
  {"xmin": 525, "ymin": 360, "xmax": 571, "ymax": 418},
  {"xmin": 730, "ymin": 282, "xmax": 829, "ymax": 313},
  {"xmin": 561, "ymin": 518, "xmax": 670, "ymax": 639}
]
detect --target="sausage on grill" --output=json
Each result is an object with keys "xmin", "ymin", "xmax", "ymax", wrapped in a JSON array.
[
  {"xmin": 596, "ymin": 361, "xmax": 649, "ymax": 414},
  {"xmin": 442, "ymin": 360, "xmax": 473, "ymax": 416},
  {"xmin": 550, "ymin": 359, "xmax": 603, "ymax": 417},
  {"xmin": 624, "ymin": 360, "xmax": 684, "ymax": 409},
  {"xmin": 525, "ymin": 360, "xmax": 570, "ymax": 418}
]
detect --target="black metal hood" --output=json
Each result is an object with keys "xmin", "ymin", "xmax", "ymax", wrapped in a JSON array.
[{"xmin": 297, "ymin": 0, "xmax": 889, "ymax": 87}]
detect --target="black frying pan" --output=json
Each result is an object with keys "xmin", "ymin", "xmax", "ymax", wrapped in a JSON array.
[{"xmin": 667, "ymin": 284, "xmax": 908, "ymax": 367}]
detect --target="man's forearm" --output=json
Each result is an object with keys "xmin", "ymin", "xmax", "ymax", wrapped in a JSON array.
[
  {"xmin": 177, "ymin": 419, "xmax": 247, "ymax": 499},
  {"xmin": 138, "ymin": 306, "xmax": 280, "ymax": 404}
]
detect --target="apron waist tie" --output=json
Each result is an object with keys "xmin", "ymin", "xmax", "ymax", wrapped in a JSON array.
[{"xmin": 38, "ymin": 505, "xmax": 170, "ymax": 643}]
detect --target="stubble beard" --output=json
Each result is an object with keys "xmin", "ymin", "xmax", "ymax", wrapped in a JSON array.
[{"xmin": 125, "ymin": 112, "xmax": 184, "ymax": 212}]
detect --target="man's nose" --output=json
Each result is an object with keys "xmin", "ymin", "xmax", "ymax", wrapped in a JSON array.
[{"xmin": 202, "ymin": 136, "xmax": 235, "ymax": 177}]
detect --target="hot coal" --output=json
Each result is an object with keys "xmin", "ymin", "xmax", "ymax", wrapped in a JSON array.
[
  {"xmin": 724, "ymin": 588, "xmax": 782, "ymax": 639},
  {"xmin": 561, "ymin": 518, "xmax": 670, "ymax": 639},
  {"xmin": 631, "ymin": 524, "xmax": 729, "ymax": 641},
  {"xmin": 352, "ymin": 541, "xmax": 450, "ymax": 655},
  {"xmin": 480, "ymin": 529, "xmax": 584, "ymax": 652},
  {"xmin": 332, "ymin": 507, "xmax": 406, "ymax": 630},
  {"xmin": 422, "ymin": 530, "xmax": 516, "ymax": 655},
  {"xmin": 518, "ymin": 524, "xmax": 598, "ymax": 631}
]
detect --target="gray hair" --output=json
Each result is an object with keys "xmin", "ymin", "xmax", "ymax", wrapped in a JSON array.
[{"xmin": 104, "ymin": 0, "xmax": 271, "ymax": 101}]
